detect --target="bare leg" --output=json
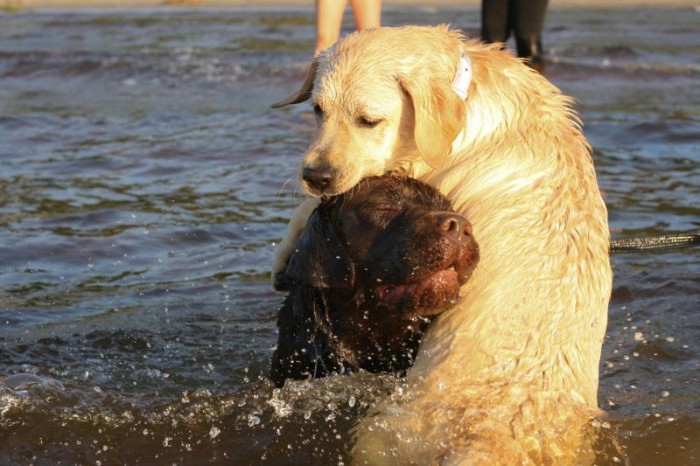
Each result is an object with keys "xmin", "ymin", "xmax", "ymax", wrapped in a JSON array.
[
  {"xmin": 314, "ymin": 0, "xmax": 348, "ymax": 56},
  {"xmin": 349, "ymin": 0, "xmax": 381, "ymax": 31}
]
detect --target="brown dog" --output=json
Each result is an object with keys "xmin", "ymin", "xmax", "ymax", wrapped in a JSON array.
[
  {"xmin": 272, "ymin": 25, "xmax": 612, "ymax": 464},
  {"xmin": 270, "ymin": 175, "xmax": 478, "ymax": 387}
]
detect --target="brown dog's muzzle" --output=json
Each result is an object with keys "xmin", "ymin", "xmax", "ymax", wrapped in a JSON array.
[{"xmin": 436, "ymin": 212, "xmax": 472, "ymax": 240}]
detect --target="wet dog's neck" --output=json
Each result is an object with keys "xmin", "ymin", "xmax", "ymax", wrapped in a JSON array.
[{"xmin": 306, "ymin": 284, "xmax": 430, "ymax": 374}]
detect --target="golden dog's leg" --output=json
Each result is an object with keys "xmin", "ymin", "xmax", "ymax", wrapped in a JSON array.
[{"xmin": 271, "ymin": 198, "xmax": 321, "ymax": 290}]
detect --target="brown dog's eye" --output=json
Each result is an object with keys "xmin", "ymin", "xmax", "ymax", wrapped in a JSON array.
[
  {"xmin": 358, "ymin": 116, "xmax": 382, "ymax": 128},
  {"xmin": 375, "ymin": 206, "xmax": 401, "ymax": 221}
]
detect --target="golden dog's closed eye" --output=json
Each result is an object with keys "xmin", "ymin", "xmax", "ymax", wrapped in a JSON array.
[{"xmin": 357, "ymin": 116, "xmax": 382, "ymax": 128}]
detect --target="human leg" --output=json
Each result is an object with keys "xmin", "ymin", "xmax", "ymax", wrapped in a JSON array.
[
  {"xmin": 315, "ymin": 0, "xmax": 348, "ymax": 56},
  {"xmin": 349, "ymin": 0, "xmax": 381, "ymax": 31},
  {"xmin": 511, "ymin": 0, "xmax": 549, "ymax": 62},
  {"xmin": 481, "ymin": 0, "xmax": 510, "ymax": 44}
]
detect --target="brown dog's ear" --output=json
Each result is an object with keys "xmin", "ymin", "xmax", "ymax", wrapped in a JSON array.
[
  {"xmin": 284, "ymin": 208, "xmax": 354, "ymax": 289},
  {"xmin": 271, "ymin": 60, "xmax": 319, "ymax": 108},
  {"xmin": 399, "ymin": 76, "xmax": 466, "ymax": 168}
]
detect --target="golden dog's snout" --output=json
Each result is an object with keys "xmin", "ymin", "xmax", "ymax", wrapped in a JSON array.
[{"xmin": 302, "ymin": 165, "xmax": 336, "ymax": 193}]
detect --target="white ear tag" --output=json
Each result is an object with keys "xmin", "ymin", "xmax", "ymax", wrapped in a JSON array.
[{"xmin": 451, "ymin": 53, "xmax": 472, "ymax": 101}]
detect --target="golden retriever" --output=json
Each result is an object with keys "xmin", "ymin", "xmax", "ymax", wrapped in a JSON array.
[{"xmin": 272, "ymin": 25, "xmax": 612, "ymax": 465}]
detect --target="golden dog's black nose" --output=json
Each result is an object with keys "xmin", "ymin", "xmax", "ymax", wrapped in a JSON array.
[
  {"xmin": 436, "ymin": 213, "xmax": 472, "ymax": 240},
  {"xmin": 302, "ymin": 165, "xmax": 335, "ymax": 191}
]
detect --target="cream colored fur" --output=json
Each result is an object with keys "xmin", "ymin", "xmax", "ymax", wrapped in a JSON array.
[{"xmin": 272, "ymin": 25, "xmax": 612, "ymax": 465}]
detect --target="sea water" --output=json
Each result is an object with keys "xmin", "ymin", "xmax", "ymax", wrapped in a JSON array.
[{"xmin": 0, "ymin": 5, "xmax": 698, "ymax": 464}]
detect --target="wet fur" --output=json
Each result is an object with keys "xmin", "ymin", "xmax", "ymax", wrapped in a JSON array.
[
  {"xmin": 271, "ymin": 175, "xmax": 478, "ymax": 389},
  {"xmin": 273, "ymin": 25, "xmax": 612, "ymax": 465}
]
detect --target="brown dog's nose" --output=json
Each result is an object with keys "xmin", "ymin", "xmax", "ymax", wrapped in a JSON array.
[
  {"xmin": 302, "ymin": 165, "xmax": 336, "ymax": 192},
  {"xmin": 436, "ymin": 213, "xmax": 472, "ymax": 240}
]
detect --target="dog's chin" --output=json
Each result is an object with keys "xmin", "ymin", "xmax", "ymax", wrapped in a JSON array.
[
  {"xmin": 300, "ymin": 172, "xmax": 374, "ymax": 197},
  {"xmin": 301, "ymin": 183, "xmax": 328, "ymax": 198},
  {"xmin": 302, "ymin": 183, "xmax": 347, "ymax": 198},
  {"xmin": 375, "ymin": 267, "xmax": 464, "ymax": 317}
]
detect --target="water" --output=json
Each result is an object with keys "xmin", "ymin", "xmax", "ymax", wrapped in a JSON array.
[{"xmin": 0, "ymin": 5, "xmax": 698, "ymax": 465}]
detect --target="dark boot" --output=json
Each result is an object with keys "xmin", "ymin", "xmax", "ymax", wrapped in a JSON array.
[
  {"xmin": 512, "ymin": 0, "xmax": 548, "ymax": 72},
  {"xmin": 516, "ymin": 36, "xmax": 545, "ymax": 72}
]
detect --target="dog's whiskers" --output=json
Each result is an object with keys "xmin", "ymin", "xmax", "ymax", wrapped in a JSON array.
[{"xmin": 277, "ymin": 175, "xmax": 296, "ymax": 197}]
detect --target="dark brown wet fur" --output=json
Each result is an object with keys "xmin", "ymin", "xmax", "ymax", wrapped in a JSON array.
[{"xmin": 270, "ymin": 175, "xmax": 479, "ymax": 387}]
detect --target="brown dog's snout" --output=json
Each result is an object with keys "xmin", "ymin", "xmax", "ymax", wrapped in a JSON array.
[
  {"xmin": 302, "ymin": 165, "xmax": 336, "ymax": 192},
  {"xmin": 436, "ymin": 213, "xmax": 472, "ymax": 241}
]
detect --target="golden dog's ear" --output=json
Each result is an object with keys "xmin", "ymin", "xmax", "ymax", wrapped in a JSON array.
[
  {"xmin": 399, "ymin": 76, "xmax": 466, "ymax": 168},
  {"xmin": 271, "ymin": 60, "xmax": 319, "ymax": 108}
]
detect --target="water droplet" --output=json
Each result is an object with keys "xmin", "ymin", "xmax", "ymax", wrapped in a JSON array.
[{"xmin": 209, "ymin": 427, "xmax": 221, "ymax": 439}]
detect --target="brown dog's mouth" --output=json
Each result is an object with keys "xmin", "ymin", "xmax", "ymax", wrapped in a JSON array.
[{"xmin": 375, "ymin": 267, "xmax": 463, "ymax": 315}]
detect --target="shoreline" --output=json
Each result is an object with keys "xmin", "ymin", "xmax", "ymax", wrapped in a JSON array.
[{"xmin": 2, "ymin": 0, "xmax": 698, "ymax": 10}]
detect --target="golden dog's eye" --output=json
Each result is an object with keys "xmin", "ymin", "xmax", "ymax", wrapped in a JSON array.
[
  {"xmin": 313, "ymin": 104, "xmax": 323, "ymax": 118},
  {"xmin": 358, "ymin": 116, "xmax": 382, "ymax": 128}
]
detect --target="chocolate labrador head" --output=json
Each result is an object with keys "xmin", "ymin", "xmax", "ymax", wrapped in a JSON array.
[{"xmin": 270, "ymin": 174, "xmax": 479, "ymax": 387}]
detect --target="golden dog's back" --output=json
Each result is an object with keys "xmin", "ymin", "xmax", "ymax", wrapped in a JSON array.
[{"xmin": 340, "ymin": 27, "xmax": 612, "ymax": 465}]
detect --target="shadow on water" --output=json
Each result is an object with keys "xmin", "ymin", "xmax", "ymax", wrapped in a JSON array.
[{"xmin": 0, "ymin": 5, "xmax": 698, "ymax": 465}]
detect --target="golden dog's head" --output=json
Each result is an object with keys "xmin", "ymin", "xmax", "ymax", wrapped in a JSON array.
[{"xmin": 272, "ymin": 26, "xmax": 468, "ymax": 197}]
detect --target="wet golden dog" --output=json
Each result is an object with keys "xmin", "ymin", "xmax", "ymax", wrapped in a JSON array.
[{"xmin": 272, "ymin": 25, "xmax": 612, "ymax": 465}]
